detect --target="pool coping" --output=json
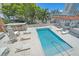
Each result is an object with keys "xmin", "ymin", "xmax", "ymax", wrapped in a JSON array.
[
  {"xmin": 0, "ymin": 25, "xmax": 79, "ymax": 56},
  {"xmin": 34, "ymin": 26, "xmax": 79, "ymax": 56}
]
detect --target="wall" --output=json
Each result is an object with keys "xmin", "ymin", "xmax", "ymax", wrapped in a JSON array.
[{"xmin": 58, "ymin": 19, "xmax": 79, "ymax": 28}]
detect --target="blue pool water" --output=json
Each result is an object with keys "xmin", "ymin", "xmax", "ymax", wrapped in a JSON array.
[{"xmin": 37, "ymin": 28, "xmax": 72, "ymax": 56}]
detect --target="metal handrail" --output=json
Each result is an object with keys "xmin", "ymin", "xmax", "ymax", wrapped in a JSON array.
[
  {"xmin": 51, "ymin": 41, "xmax": 65, "ymax": 56},
  {"xmin": 42, "ymin": 34, "xmax": 71, "ymax": 56},
  {"xmin": 45, "ymin": 38, "xmax": 64, "ymax": 56},
  {"xmin": 52, "ymin": 41, "xmax": 71, "ymax": 56}
]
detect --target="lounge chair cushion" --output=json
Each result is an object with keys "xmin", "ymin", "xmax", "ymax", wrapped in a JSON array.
[
  {"xmin": 61, "ymin": 30, "xmax": 69, "ymax": 34},
  {"xmin": 14, "ymin": 31, "xmax": 20, "ymax": 36}
]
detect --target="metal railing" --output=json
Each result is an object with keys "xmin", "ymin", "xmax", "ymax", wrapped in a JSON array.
[
  {"xmin": 51, "ymin": 41, "xmax": 65, "ymax": 56},
  {"xmin": 45, "ymin": 37, "xmax": 65, "ymax": 56},
  {"xmin": 44, "ymin": 35, "xmax": 71, "ymax": 56},
  {"xmin": 51, "ymin": 41, "xmax": 71, "ymax": 56}
]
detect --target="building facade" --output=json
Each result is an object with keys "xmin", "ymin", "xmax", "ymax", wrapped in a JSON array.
[
  {"xmin": 63, "ymin": 3, "xmax": 79, "ymax": 15},
  {"xmin": 52, "ymin": 3, "xmax": 79, "ymax": 28},
  {"xmin": 53, "ymin": 16, "xmax": 79, "ymax": 28}
]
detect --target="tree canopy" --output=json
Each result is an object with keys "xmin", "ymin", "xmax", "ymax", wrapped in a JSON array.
[{"xmin": 2, "ymin": 3, "xmax": 49, "ymax": 24}]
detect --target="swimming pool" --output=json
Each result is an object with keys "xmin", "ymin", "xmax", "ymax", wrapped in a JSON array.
[{"xmin": 37, "ymin": 28, "xmax": 72, "ymax": 56}]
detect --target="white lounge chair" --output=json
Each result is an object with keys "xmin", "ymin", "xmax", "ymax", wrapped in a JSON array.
[
  {"xmin": 56, "ymin": 28, "xmax": 63, "ymax": 31},
  {"xmin": 15, "ymin": 48, "xmax": 30, "ymax": 53},
  {"xmin": 0, "ymin": 47, "xmax": 9, "ymax": 56},
  {"xmin": 20, "ymin": 37, "xmax": 31, "ymax": 41},
  {"xmin": 15, "ymin": 44, "xmax": 30, "ymax": 53},
  {"xmin": 61, "ymin": 30, "xmax": 69, "ymax": 34},
  {"xmin": 14, "ymin": 31, "xmax": 20, "ymax": 36},
  {"xmin": 23, "ymin": 31, "xmax": 31, "ymax": 34},
  {"xmin": 0, "ymin": 32, "xmax": 5, "ymax": 40}
]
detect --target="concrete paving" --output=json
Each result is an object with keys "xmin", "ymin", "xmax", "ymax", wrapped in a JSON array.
[{"xmin": 0, "ymin": 25, "xmax": 79, "ymax": 56}]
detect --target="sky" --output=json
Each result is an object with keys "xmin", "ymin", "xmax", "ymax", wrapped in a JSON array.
[{"xmin": 36, "ymin": 3, "xmax": 64, "ymax": 11}]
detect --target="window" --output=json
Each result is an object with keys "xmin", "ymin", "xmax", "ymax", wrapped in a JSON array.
[
  {"xmin": 65, "ymin": 20, "xmax": 70, "ymax": 26},
  {"xmin": 65, "ymin": 23, "xmax": 70, "ymax": 26}
]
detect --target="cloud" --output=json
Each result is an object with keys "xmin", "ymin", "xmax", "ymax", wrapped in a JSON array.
[{"xmin": 59, "ymin": 10, "xmax": 63, "ymax": 12}]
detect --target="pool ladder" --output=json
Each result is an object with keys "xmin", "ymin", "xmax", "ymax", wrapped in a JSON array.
[{"xmin": 51, "ymin": 41, "xmax": 71, "ymax": 56}]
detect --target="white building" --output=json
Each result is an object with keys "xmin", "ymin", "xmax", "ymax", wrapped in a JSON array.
[
  {"xmin": 53, "ymin": 16, "xmax": 79, "ymax": 28},
  {"xmin": 52, "ymin": 3, "xmax": 79, "ymax": 28},
  {"xmin": 63, "ymin": 3, "xmax": 79, "ymax": 15}
]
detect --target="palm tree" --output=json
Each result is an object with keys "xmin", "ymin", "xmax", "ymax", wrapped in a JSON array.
[{"xmin": 41, "ymin": 9, "xmax": 49, "ymax": 23}]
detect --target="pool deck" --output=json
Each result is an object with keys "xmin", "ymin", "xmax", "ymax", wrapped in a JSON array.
[{"xmin": 0, "ymin": 25, "xmax": 79, "ymax": 56}]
